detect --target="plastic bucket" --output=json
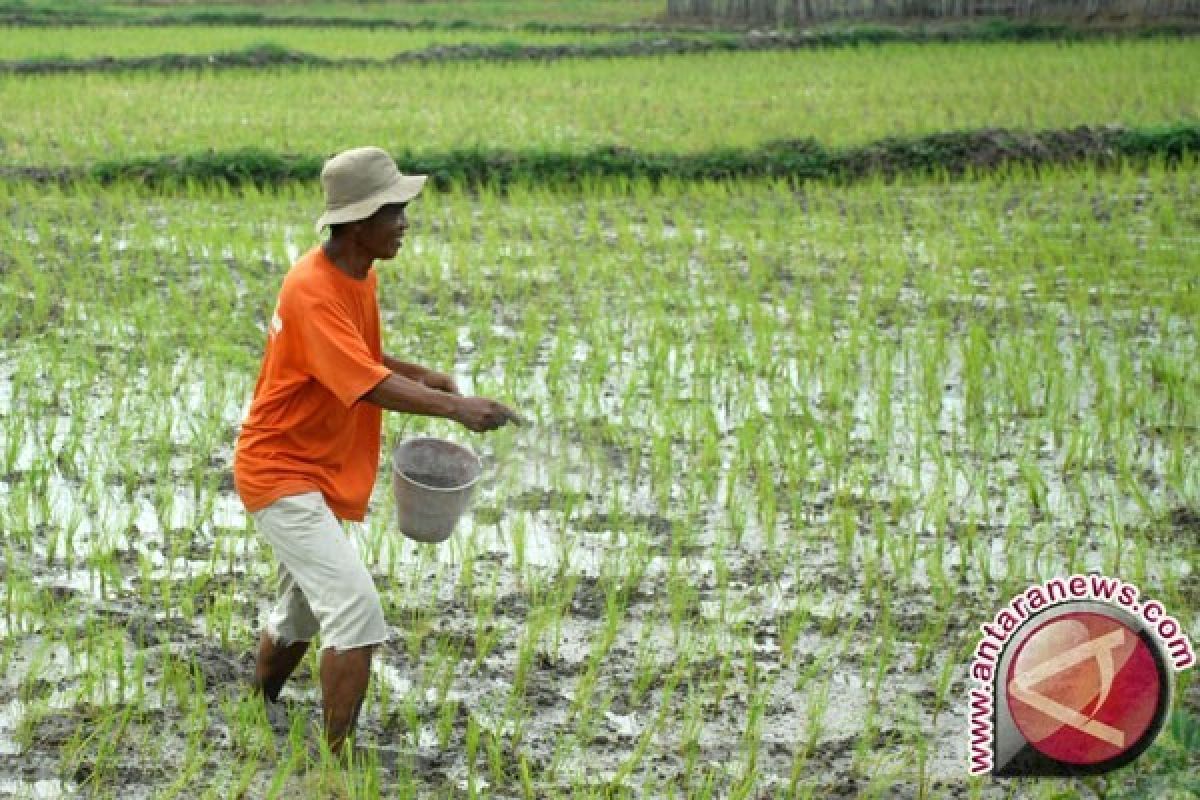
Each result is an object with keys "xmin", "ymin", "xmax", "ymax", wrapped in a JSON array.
[{"xmin": 392, "ymin": 437, "xmax": 482, "ymax": 543}]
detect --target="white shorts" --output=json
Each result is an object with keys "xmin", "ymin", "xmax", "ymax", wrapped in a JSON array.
[{"xmin": 252, "ymin": 492, "xmax": 388, "ymax": 652}]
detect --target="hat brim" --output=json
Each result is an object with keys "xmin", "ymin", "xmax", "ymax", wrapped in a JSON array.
[{"xmin": 315, "ymin": 174, "xmax": 427, "ymax": 232}]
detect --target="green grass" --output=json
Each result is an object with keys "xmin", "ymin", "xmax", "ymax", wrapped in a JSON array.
[
  {"xmin": 0, "ymin": 163, "xmax": 1196, "ymax": 796},
  {"xmin": 1, "ymin": 0, "xmax": 668, "ymax": 27},
  {"xmin": 0, "ymin": 24, "xmax": 680, "ymax": 60},
  {"xmin": 1, "ymin": 40, "xmax": 1196, "ymax": 167},
  {"xmin": 63, "ymin": 124, "xmax": 1196, "ymax": 188},
  {"xmin": 1, "ymin": 20, "xmax": 1190, "ymax": 63}
]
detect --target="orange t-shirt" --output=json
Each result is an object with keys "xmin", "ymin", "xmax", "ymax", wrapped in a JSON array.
[{"xmin": 233, "ymin": 246, "xmax": 392, "ymax": 521}]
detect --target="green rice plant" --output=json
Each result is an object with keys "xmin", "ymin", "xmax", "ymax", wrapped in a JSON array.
[
  {"xmin": 158, "ymin": 734, "xmax": 213, "ymax": 799},
  {"xmin": 262, "ymin": 739, "xmax": 306, "ymax": 799},
  {"xmin": 483, "ymin": 721, "xmax": 513, "ymax": 789},
  {"xmin": 511, "ymin": 600, "xmax": 550, "ymax": 701},
  {"xmin": 2, "ymin": 41, "xmax": 1197, "ymax": 167},
  {"xmin": 518, "ymin": 753, "xmax": 536, "ymax": 799},
  {"xmin": 0, "ymin": 25, "xmax": 666, "ymax": 60},
  {"xmin": 728, "ymin": 681, "xmax": 769, "ymax": 799},
  {"xmin": 627, "ymin": 626, "xmax": 660, "ymax": 710},
  {"xmin": 463, "ymin": 711, "xmax": 482, "ymax": 796},
  {"xmin": 2, "ymin": 157, "xmax": 1196, "ymax": 796},
  {"xmin": 510, "ymin": 507, "xmax": 528, "ymax": 579},
  {"xmin": 611, "ymin": 655, "xmax": 687, "ymax": 792},
  {"xmin": 435, "ymin": 696, "xmax": 460, "ymax": 751},
  {"xmin": 677, "ymin": 684, "xmax": 706, "ymax": 788},
  {"xmin": 788, "ymin": 675, "xmax": 832, "ymax": 792}
]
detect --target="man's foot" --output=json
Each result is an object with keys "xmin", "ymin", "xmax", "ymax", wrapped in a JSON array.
[{"xmin": 263, "ymin": 697, "xmax": 293, "ymax": 733}]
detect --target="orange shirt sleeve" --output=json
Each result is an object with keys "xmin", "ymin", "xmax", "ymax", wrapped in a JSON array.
[{"xmin": 299, "ymin": 298, "xmax": 391, "ymax": 408}]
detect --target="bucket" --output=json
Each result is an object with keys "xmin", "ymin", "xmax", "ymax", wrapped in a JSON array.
[{"xmin": 392, "ymin": 437, "xmax": 482, "ymax": 543}]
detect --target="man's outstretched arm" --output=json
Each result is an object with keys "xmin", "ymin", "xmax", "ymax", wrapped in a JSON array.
[{"xmin": 362, "ymin": 373, "xmax": 520, "ymax": 433}]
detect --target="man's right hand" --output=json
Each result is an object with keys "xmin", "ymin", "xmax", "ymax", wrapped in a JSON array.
[{"xmin": 452, "ymin": 397, "xmax": 522, "ymax": 432}]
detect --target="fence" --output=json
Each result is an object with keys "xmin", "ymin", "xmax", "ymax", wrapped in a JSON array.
[{"xmin": 664, "ymin": 0, "xmax": 1200, "ymax": 25}]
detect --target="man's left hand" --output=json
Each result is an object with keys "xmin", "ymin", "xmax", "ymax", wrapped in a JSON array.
[{"xmin": 421, "ymin": 371, "xmax": 460, "ymax": 395}]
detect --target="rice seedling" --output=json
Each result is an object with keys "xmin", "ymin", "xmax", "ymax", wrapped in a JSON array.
[
  {"xmin": 0, "ymin": 152, "xmax": 1196, "ymax": 797},
  {"xmin": 1, "ymin": 40, "xmax": 1195, "ymax": 166}
]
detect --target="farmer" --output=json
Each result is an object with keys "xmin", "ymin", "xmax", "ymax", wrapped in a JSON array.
[{"xmin": 233, "ymin": 146, "xmax": 520, "ymax": 756}]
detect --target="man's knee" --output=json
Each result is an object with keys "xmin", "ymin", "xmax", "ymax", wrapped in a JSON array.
[
  {"xmin": 324, "ymin": 570, "xmax": 387, "ymax": 650},
  {"xmin": 345, "ymin": 580, "xmax": 386, "ymax": 635}
]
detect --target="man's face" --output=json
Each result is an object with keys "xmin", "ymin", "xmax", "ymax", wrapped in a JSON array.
[{"xmin": 355, "ymin": 202, "xmax": 409, "ymax": 260}]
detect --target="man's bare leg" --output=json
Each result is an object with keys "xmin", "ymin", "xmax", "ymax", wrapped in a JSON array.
[
  {"xmin": 320, "ymin": 645, "xmax": 374, "ymax": 757},
  {"xmin": 253, "ymin": 630, "xmax": 310, "ymax": 702}
]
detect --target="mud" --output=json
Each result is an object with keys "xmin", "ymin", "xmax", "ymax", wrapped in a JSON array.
[
  {"xmin": 1, "ymin": 184, "xmax": 1196, "ymax": 797},
  {"xmin": 0, "ymin": 478, "xmax": 1193, "ymax": 798}
]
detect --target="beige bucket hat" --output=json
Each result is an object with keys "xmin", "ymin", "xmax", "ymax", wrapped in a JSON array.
[{"xmin": 315, "ymin": 146, "xmax": 427, "ymax": 232}]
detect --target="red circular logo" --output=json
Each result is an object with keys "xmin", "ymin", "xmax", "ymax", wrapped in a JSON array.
[{"xmin": 1006, "ymin": 611, "xmax": 1161, "ymax": 765}]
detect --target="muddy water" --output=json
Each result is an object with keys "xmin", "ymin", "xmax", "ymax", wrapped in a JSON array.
[
  {"xmin": 1, "ymin": 301, "xmax": 1196, "ymax": 798},
  {"xmin": 2, "ymin": 401, "xmax": 1193, "ymax": 794}
]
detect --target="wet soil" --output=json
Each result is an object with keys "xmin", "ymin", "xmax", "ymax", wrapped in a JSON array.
[
  {"xmin": 4, "ymin": 474, "xmax": 1191, "ymax": 797},
  {"xmin": 1, "ymin": 182, "xmax": 1195, "ymax": 796}
]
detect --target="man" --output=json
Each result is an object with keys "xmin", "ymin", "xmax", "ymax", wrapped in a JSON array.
[{"xmin": 233, "ymin": 146, "xmax": 519, "ymax": 756}]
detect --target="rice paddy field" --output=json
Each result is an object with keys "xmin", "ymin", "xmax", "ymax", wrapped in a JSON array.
[
  {"xmin": 0, "ymin": 3, "xmax": 1198, "ymax": 799},
  {"xmin": 6, "ymin": 0, "xmax": 665, "ymax": 27},
  {"xmin": 2, "ymin": 40, "xmax": 1197, "ymax": 165},
  {"xmin": 0, "ymin": 26, "xmax": 704, "ymax": 60}
]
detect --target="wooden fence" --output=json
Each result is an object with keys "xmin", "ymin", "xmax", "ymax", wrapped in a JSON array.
[{"xmin": 664, "ymin": 0, "xmax": 1200, "ymax": 26}]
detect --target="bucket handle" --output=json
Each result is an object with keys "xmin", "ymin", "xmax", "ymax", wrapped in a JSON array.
[{"xmin": 392, "ymin": 415, "xmax": 493, "ymax": 482}]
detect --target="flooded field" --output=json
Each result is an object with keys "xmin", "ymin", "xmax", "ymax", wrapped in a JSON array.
[{"xmin": 0, "ymin": 167, "xmax": 1197, "ymax": 798}]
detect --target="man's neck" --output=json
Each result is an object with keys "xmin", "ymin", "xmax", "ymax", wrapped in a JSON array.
[{"xmin": 322, "ymin": 238, "xmax": 372, "ymax": 280}]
